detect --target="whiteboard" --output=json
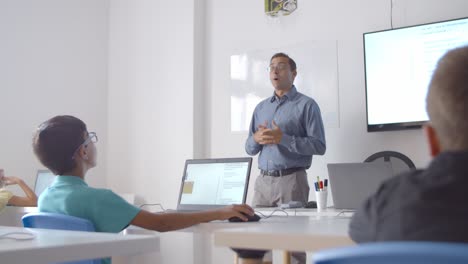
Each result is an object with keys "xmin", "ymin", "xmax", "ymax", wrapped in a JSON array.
[{"xmin": 230, "ymin": 41, "xmax": 340, "ymax": 132}]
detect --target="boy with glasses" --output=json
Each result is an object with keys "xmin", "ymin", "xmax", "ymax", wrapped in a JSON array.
[{"xmin": 33, "ymin": 115, "xmax": 255, "ymax": 235}]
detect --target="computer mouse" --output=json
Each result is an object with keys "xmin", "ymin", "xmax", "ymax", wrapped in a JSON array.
[
  {"xmin": 228, "ymin": 213, "xmax": 261, "ymax": 222},
  {"xmin": 305, "ymin": 201, "xmax": 317, "ymax": 208}
]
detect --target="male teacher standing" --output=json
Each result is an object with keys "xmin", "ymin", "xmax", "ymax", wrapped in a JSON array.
[{"xmin": 245, "ymin": 52, "xmax": 326, "ymax": 208}]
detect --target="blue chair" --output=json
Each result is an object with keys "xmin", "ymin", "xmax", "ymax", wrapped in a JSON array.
[
  {"xmin": 313, "ymin": 242, "xmax": 468, "ymax": 264},
  {"xmin": 22, "ymin": 212, "xmax": 101, "ymax": 264}
]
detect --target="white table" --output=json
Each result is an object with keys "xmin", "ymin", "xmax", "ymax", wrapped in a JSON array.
[
  {"xmin": 3, "ymin": 206, "xmax": 353, "ymax": 264},
  {"xmin": 123, "ymin": 209, "xmax": 354, "ymax": 264},
  {"xmin": 0, "ymin": 225, "xmax": 159, "ymax": 264},
  {"xmin": 213, "ymin": 215, "xmax": 354, "ymax": 252},
  {"xmin": 183, "ymin": 213, "xmax": 353, "ymax": 264},
  {"xmin": 255, "ymin": 206, "xmax": 355, "ymax": 218}
]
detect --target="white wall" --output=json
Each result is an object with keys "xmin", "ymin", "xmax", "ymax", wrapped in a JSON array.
[
  {"xmin": 0, "ymin": 0, "xmax": 109, "ymax": 192},
  {"xmin": 205, "ymin": 0, "xmax": 468, "ymax": 205},
  {"xmin": 107, "ymin": 0, "xmax": 196, "ymax": 210},
  {"xmin": 107, "ymin": 1, "xmax": 198, "ymax": 262}
]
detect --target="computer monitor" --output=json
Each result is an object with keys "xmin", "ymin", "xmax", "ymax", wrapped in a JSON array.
[
  {"xmin": 176, "ymin": 157, "xmax": 252, "ymax": 211},
  {"xmin": 364, "ymin": 16, "xmax": 468, "ymax": 132}
]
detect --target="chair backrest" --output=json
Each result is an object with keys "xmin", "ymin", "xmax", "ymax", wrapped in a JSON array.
[
  {"xmin": 313, "ymin": 242, "xmax": 468, "ymax": 264},
  {"xmin": 364, "ymin": 150, "xmax": 415, "ymax": 175},
  {"xmin": 22, "ymin": 212, "xmax": 101, "ymax": 264},
  {"xmin": 22, "ymin": 212, "xmax": 95, "ymax": 231}
]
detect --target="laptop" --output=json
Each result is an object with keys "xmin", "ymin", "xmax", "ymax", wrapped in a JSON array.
[
  {"xmin": 176, "ymin": 157, "xmax": 252, "ymax": 211},
  {"xmin": 34, "ymin": 170, "xmax": 55, "ymax": 196},
  {"xmin": 327, "ymin": 162, "xmax": 394, "ymax": 210}
]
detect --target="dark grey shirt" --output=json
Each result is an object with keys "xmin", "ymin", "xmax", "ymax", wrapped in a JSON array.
[
  {"xmin": 349, "ymin": 151, "xmax": 468, "ymax": 243},
  {"xmin": 245, "ymin": 86, "xmax": 326, "ymax": 171}
]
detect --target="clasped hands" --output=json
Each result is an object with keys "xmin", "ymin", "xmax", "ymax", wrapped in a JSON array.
[{"xmin": 253, "ymin": 120, "xmax": 282, "ymax": 145}]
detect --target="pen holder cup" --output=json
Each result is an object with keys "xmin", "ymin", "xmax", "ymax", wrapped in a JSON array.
[{"xmin": 315, "ymin": 191, "xmax": 328, "ymax": 211}]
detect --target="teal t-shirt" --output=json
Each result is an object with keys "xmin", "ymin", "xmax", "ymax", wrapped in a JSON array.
[{"xmin": 38, "ymin": 176, "xmax": 141, "ymax": 264}]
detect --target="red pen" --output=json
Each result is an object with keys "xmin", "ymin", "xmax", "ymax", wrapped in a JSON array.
[{"xmin": 319, "ymin": 180, "xmax": 324, "ymax": 190}]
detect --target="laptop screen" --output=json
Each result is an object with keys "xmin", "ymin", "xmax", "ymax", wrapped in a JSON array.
[
  {"xmin": 177, "ymin": 157, "xmax": 252, "ymax": 211},
  {"xmin": 34, "ymin": 170, "xmax": 55, "ymax": 196}
]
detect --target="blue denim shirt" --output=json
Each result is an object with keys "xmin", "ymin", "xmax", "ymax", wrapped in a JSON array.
[{"xmin": 245, "ymin": 86, "xmax": 326, "ymax": 171}]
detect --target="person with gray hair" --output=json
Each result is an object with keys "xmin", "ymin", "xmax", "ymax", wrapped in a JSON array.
[{"xmin": 349, "ymin": 45, "xmax": 468, "ymax": 242}]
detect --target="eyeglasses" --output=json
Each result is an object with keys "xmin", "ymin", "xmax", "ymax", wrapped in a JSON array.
[
  {"xmin": 84, "ymin": 132, "xmax": 98, "ymax": 144},
  {"xmin": 267, "ymin": 63, "xmax": 289, "ymax": 72},
  {"xmin": 71, "ymin": 132, "xmax": 98, "ymax": 159}
]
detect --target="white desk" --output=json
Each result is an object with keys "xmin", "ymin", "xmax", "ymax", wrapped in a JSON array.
[
  {"xmin": 213, "ymin": 215, "xmax": 354, "ymax": 252},
  {"xmin": 0, "ymin": 225, "xmax": 159, "ymax": 264},
  {"xmin": 255, "ymin": 207, "xmax": 355, "ymax": 218},
  {"xmin": 2, "ymin": 206, "xmax": 353, "ymax": 264},
  {"xmin": 123, "ymin": 209, "xmax": 354, "ymax": 264}
]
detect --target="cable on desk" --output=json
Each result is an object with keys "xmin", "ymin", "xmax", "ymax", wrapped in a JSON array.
[
  {"xmin": 255, "ymin": 209, "xmax": 288, "ymax": 219},
  {"xmin": 139, "ymin": 203, "xmax": 166, "ymax": 212},
  {"xmin": 336, "ymin": 210, "xmax": 355, "ymax": 217},
  {"xmin": 0, "ymin": 231, "xmax": 36, "ymax": 240}
]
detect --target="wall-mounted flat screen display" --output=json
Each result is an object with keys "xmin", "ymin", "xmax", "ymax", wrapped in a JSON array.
[{"xmin": 364, "ymin": 17, "xmax": 468, "ymax": 132}]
